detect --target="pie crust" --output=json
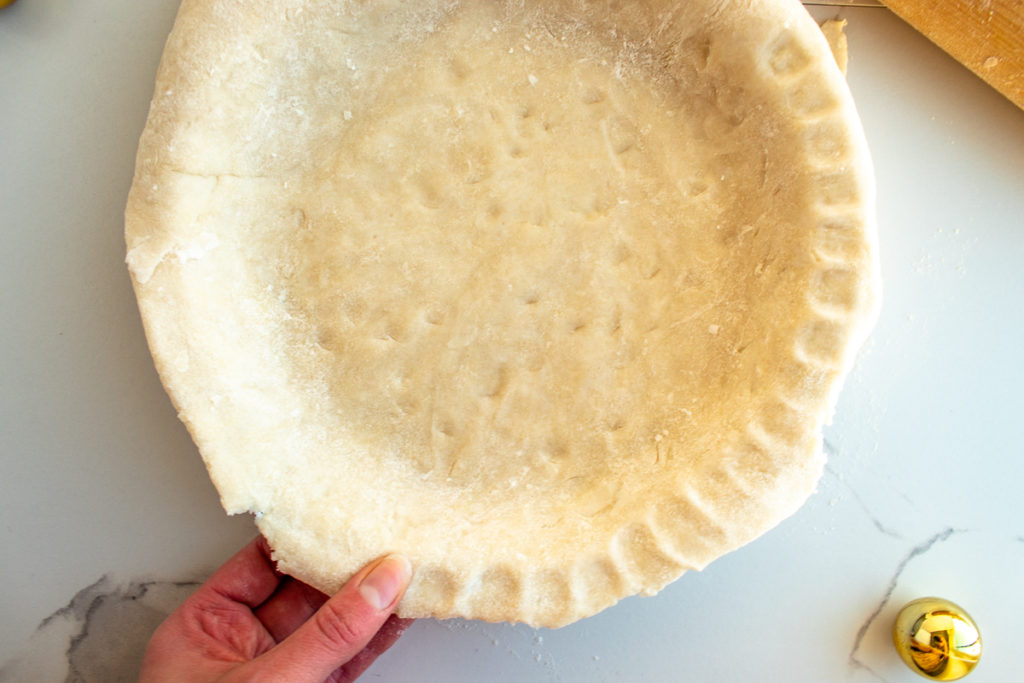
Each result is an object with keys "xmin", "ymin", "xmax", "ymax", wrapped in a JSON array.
[{"xmin": 126, "ymin": 0, "xmax": 880, "ymax": 627}]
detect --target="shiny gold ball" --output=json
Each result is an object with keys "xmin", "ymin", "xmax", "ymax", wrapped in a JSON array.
[
  {"xmin": 893, "ymin": 597, "xmax": 982, "ymax": 680},
  {"xmin": 0, "ymin": 0, "xmax": 17, "ymax": 8}
]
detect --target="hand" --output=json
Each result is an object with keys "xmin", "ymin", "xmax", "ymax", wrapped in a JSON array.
[{"xmin": 138, "ymin": 537, "xmax": 413, "ymax": 682}]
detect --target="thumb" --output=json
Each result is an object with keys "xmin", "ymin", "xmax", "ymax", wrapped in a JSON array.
[{"xmin": 254, "ymin": 555, "xmax": 412, "ymax": 681}]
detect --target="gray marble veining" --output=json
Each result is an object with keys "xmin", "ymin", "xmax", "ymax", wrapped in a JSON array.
[
  {"xmin": 848, "ymin": 528, "xmax": 959, "ymax": 680},
  {"xmin": 0, "ymin": 577, "xmax": 198, "ymax": 683}
]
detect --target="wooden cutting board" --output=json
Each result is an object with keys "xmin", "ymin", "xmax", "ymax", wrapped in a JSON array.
[{"xmin": 882, "ymin": 0, "xmax": 1024, "ymax": 110}]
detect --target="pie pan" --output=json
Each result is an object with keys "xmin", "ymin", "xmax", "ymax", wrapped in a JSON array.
[{"xmin": 126, "ymin": 0, "xmax": 880, "ymax": 627}]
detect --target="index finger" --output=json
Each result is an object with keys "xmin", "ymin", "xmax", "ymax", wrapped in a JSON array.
[{"xmin": 198, "ymin": 536, "xmax": 283, "ymax": 608}]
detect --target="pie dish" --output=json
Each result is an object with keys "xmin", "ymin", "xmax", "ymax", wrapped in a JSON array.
[{"xmin": 126, "ymin": 0, "xmax": 880, "ymax": 627}]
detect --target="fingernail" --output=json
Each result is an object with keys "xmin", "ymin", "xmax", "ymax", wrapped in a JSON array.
[{"xmin": 358, "ymin": 555, "xmax": 411, "ymax": 611}]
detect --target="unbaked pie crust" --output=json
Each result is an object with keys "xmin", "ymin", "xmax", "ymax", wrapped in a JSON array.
[{"xmin": 127, "ymin": 0, "xmax": 880, "ymax": 627}]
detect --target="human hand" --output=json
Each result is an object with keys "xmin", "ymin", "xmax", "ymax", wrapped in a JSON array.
[{"xmin": 138, "ymin": 537, "xmax": 412, "ymax": 683}]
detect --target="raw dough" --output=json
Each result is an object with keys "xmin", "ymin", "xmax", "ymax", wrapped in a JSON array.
[{"xmin": 126, "ymin": 0, "xmax": 880, "ymax": 627}]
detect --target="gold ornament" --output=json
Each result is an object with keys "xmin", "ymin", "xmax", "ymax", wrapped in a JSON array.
[
  {"xmin": 0, "ymin": 0, "xmax": 17, "ymax": 9},
  {"xmin": 893, "ymin": 597, "xmax": 982, "ymax": 680}
]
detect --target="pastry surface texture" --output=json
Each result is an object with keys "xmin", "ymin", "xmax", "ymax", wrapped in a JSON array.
[{"xmin": 126, "ymin": 0, "xmax": 880, "ymax": 627}]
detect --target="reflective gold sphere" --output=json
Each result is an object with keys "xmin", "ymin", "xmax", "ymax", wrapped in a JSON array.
[{"xmin": 893, "ymin": 597, "xmax": 982, "ymax": 680}]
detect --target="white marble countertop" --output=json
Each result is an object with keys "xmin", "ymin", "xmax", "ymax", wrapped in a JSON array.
[{"xmin": 2, "ymin": 2, "xmax": 1022, "ymax": 681}]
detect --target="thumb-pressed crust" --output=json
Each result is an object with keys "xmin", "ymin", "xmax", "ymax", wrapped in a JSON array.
[{"xmin": 127, "ymin": 0, "xmax": 880, "ymax": 627}]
